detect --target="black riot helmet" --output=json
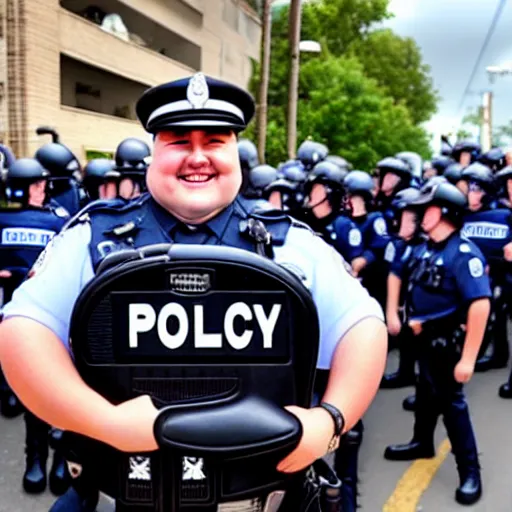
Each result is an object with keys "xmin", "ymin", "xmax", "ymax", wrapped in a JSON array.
[
  {"xmin": 496, "ymin": 165, "xmax": 512, "ymax": 186},
  {"xmin": 304, "ymin": 161, "xmax": 347, "ymax": 210},
  {"xmin": 377, "ymin": 156, "xmax": 412, "ymax": 181},
  {"xmin": 238, "ymin": 139, "xmax": 259, "ymax": 171},
  {"xmin": 114, "ymin": 138, "xmax": 151, "ymax": 194},
  {"xmin": 83, "ymin": 159, "xmax": 119, "ymax": 201},
  {"xmin": 35, "ymin": 143, "xmax": 81, "ymax": 180},
  {"xmin": 243, "ymin": 164, "xmax": 278, "ymax": 199},
  {"xmin": 390, "ymin": 186, "xmax": 423, "ymax": 234},
  {"xmin": 461, "ymin": 162, "xmax": 495, "ymax": 193},
  {"xmin": 478, "ymin": 148, "xmax": 507, "ymax": 172},
  {"xmin": 325, "ymin": 155, "xmax": 352, "ymax": 171},
  {"xmin": 451, "ymin": 140, "xmax": 481, "ymax": 165},
  {"xmin": 5, "ymin": 158, "xmax": 50, "ymax": 205},
  {"xmin": 443, "ymin": 163, "xmax": 464, "ymax": 185},
  {"xmin": 430, "ymin": 155, "xmax": 454, "ymax": 175},
  {"xmin": 278, "ymin": 159, "xmax": 308, "ymax": 183},
  {"xmin": 264, "ymin": 178, "xmax": 301, "ymax": 212},
  {"xmin": 410, "ymin": 180, "xmax": 467, "ymax": 227},
  {"xmin": 344, "ymin": 170, "xmax": 375, "ymax": 201},
  {"xmin": 396, "ymin": 152, "xmax": 422, "ymax": 179},
  {"xmin": 296, "ymin": 140, "xmax": 328, "ymax": 170}
]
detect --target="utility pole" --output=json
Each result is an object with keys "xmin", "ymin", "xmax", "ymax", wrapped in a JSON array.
[
  {"xmin": 257, "ymin": 0, "xmax": 272, "ymax": 163},
  {"xmin": 287, "ymin": 0, "xmax": 301, "ymax": 159},
  {"xmin": 481, "ymin": 91, "xmax": 493, "ymax": 152}
]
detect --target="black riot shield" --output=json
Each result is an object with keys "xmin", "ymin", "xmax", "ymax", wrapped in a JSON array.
[{"xmin": 66, "ymin": 243, "xmax": 320, "ymax": 511}]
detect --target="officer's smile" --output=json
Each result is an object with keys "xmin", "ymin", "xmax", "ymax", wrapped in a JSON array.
[{"xmin": 178, "ymin": 172, "xmax": 216, "ymax": 185}]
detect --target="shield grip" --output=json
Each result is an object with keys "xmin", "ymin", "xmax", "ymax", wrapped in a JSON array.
[{"xmin": 154, "ymin": 395, "xmax": 302, "ymax": 459}]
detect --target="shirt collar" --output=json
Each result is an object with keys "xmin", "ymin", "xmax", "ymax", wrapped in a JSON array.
[{"xmin": 149, "ymin": 197, "xmax": 235, "ymax": 240}]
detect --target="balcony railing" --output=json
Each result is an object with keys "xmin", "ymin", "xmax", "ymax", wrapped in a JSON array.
[{"xmin": 59, "ymin": 8, "xmax": 194, "ymax": 88}]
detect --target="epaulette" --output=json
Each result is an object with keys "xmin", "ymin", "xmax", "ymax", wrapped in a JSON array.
[{"xmin": 61, "ymin": 194, "xmax": 150, "ymax": 232}]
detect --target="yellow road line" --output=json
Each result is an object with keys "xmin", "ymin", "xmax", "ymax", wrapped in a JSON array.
[{"xmin": 383, "ymin": 439, "xmax": 452, "ymax": 512}]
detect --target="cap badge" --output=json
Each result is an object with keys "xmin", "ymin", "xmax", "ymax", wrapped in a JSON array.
[{"xmin": 187, "ymin": 73, "xmax": 209, "ymax": 109}]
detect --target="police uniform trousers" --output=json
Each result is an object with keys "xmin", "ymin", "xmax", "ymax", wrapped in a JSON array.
[
  {"xmin": 314, "ymin": 369, "xmax": 360, "ymax": 512},
  {"xmin": 413, "ymin": 332, "xmax": 479, "ymax": 471}
]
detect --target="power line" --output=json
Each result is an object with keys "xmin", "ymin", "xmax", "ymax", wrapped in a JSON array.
[{"xmin": 456, "ymin": 0, "xmax": 507, "ymax": 116}]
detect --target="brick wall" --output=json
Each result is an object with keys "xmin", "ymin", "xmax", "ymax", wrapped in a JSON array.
[{"xmin": 8, "ymin": 0, "xmax": 260, "ymax": 161}]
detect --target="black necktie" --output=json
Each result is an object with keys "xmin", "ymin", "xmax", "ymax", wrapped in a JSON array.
[{"xmin": 172, "ymin": 223, "xmax": 210, "ymax": 244}]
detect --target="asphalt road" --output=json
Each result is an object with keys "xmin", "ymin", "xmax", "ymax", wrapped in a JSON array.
[{"xmin": 0, "ymin": 360, "xmax": 511, "ymax": 511}]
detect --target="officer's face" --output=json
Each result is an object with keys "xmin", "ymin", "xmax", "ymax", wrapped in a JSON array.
[
  {"xmin": 149, "ymin": 129, "xmax": 241, "ymax": 223},
  {"xmin": 118, "ymin": 178, "xmax": 141, "ymax": 200},
  {"xmin": 459, "ymin": 152, "xmax": 471, "ymax": 167},
  {"xmin": 421, "ymin": 205, "xmax": 442, "ymax": 233},
  {"xmin": 399, "ymin": 210, "xmax": 417, "ymax": 240},
  {"xmin": 456, "ymin": 180, "xmax": 468, "ymax": 196},
  {"xmin": 28, "ymin": 180, "xmax": 47, "ymax": 207},
  {"xmin": 467, "ymin": 184, "xmax": 484, "ymax": 212},
  {"xmin": 99, "ymin": 181, "xmax": 118, "ymax": 200},
  {"xmin": 381, "ymin": 172, "xmax": 400, "ymax": 196},
  {"xmin": 268, "ymin": 190, "xmax": 282, "ymax": 209}
]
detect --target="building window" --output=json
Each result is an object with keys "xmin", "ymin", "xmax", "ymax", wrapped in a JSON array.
[
  {"xmin": 223, "ymin": 0, "xmax": 239, "ymax": 31},
  {"xmin": 60, "ymin": 55, "xmax": 149, "ymax": 120}
]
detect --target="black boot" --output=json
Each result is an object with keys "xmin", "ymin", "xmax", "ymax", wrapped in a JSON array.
[
  {"xmin": 402, "ymin": 394, "xmax": 416, "ymax": 411},
  {"xmin": 0, "ymin": 389, "xmax": 24, "ymax": 418},
  {"xmin": 23, "ymin": 412, "xmax": 49, "ymax": 494},
  {"xmin": 381, "ymin": 371, "xmax": 415, "ymax": 389},
  {"xmin": 49, "ymin": 449, "xmax": 71, "ymax": 496},
  {"xmin": 499, "ymin": 382, "xmax": 512, "ymax": 398},
  {"xmin": 455, "ymin": 467, "xmax": 482, "ymax": 505},
  {"xmin": 384, "ymin": 441, "xmax": 435, "ymax": 461}
]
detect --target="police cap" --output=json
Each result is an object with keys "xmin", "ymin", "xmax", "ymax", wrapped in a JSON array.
[{"xmin": 136, "ymin": 73, "xmax": 255, "ymax": 133}]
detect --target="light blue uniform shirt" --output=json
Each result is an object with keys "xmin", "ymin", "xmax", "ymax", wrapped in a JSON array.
[{"xmin": 2, "ymin": 221, "xmax": 383, "ymax": 370}]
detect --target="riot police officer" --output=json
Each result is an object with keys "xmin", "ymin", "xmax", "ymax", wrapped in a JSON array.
[
  {"xmin": 238, "ymin": 138, "xmax": 259, "ymax": 198},
  {"xmin": 495, "ymin": 165, "xmax": 512, "ymax": 208},
  {"xmin": 451, "ymin": 140, "xmax": 481, "ymax": 168},
  {"xmin": 0, "ymin": 73, "xmax": 387, "ymax": 511},
  {"xmin": 35, "ymin": 142, "xmax": 86, "ymax": 215},
  {"xmin": 424, "ymin": 155, "xmax": 454, "ymax": 181},
  {"xmin": 444, "ymin": 163, "xmax": 467, "ymax": 194},
  {"xmin": 344, "ymin": 170, "xmax": 390, "ymax": 308},
  {"xmin": 0, "ymin": 158, "xmax": 71, "ymax": 495},
  {"xmin": 241, "ymin": 164, "xmax": 278, "ymax": 200},
  {"xmin": 460, "ymin": 163, "xmax": 510, "ymax": 371},
  {"xmin": 113, "ymin": 138, "xmax": 151, "ymax": 199},
  {"xmin": 374, "ymin": 157, "xmax": 414, "ymax": 231},
  {"xmin": 381, "ymin": 187, "xmax": 424, "ymax": 389},
  {"xmin": 266, "ymin": 160, "xmax": 308, "ymax": 216},
  {"xmin": 384, "ymin": 181, "xmax": 490, "ymax": 506},
  {"xmin": 303, "ymin": 161, "xmax": 364, "ymax": 270},
  {"xmin": 82, "ymin": 159, "xmax": 119, "ymax": 202},
  {"xmin": 478, "ymin": 147, "xmax": 507, "ymax": 173}
]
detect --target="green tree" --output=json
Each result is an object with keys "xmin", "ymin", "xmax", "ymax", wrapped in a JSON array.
[
  {"xmin": 246, "ymin": 56, "xmax": 431, "ymax": 167},
  {"xmin": 349, "ymin": 29, "xmax": 439, "ymax": 124}
]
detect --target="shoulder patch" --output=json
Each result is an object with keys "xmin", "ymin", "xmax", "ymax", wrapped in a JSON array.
[
  {"xmin": 401, "ymin": 245, "xmax": 412, "ymax": 262},
  {"xmin": 384, "ymin": 241, "xmax": 396, "ymax": 262},
  {"xmin": 459, "ymin": 243, "xmax": 471, "ymax": 253},
  {"xmin": 27, "ymin": 234, "xmax": 60, "ymax": 279},
  {"xmin": 468, "ymin": 257, "xmax": 484, "ymax": 278},
  {"xmin": 348, "ymin": 228, "xmax": 362, "ymax": 247},
  {"xmin": 373, "ymin": 217, "xmax": 388, "ymax": 236},
  {"xmin": 54, "ymin": 206, "xmax": 70, "ymax": 218}
]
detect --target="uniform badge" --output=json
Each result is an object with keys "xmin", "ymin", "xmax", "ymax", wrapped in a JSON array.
[
  {"xmin": 384, "ymin": 242, "xmax": 396, "ymax": 263},
  {"xmin": 459, "ymin": 243, "xmax": 471, "ymax": 253},
  {"xmin": 373, "ymin": 217, "xmax": 387, "ymax": 236},
  {"xmin": 468, "ymin": 257, "xmax": 484, "ymax": 278},
  {"xmin": 348, "ymin": 228, "xmax": 362, "ymax": 247},
  {"xmin": 54, "ymin": 206, "xmax": 70, "ymax": 218},
  {"xmin": 186, "ymin": 73, "xmax": 209, "ymax": 109}
]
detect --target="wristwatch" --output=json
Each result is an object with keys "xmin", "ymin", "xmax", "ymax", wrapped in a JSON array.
[{"xmin": 318, "ymin": 402, "xmax": 345, "ymax": 453}]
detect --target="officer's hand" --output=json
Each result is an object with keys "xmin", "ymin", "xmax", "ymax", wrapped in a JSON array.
[
  {"xmin": 387, "ymin": 313, "xmax": 401, "ymax": 337},
  {"xmin": 408, "ymin": 320, "xmax": 423, "ymax": 336},
  {"xmin": 0, "ymin": 270, "xmax": 12, "ymax": 279},
  {"xmin": 109, "ymin": 395, "xmax": 159, "ymax": 452},
  {"xmin": 454, "ymin": 359, "xmax": 474, "ymax": 384},
  {"xmin": 504, "ymin": 242, "xmax": 512, "ymax": 262},
  {"xmin": 276, "ymin": 406, "xmax": 334, "ymax": 474},
  {"xmin": 351, "ymin": 257, "xmax": 367, "ymax": 277}
]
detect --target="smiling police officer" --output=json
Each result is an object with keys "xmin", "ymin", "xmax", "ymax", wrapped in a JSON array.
[{"xmin": 0, "ymin": 73, "xmax": 387, "ymax": 511}]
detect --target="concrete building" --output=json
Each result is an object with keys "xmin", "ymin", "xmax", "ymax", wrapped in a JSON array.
[{"xmin": 0, "ymin": 0, "xmax": 261, "ymax": 161}]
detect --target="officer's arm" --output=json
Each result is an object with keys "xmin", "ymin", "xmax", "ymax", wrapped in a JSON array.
[
  {"xmin": 386, "ymin": 274, "xmax": 402, "ymax": 335},
  {"xmin": 321, "ymin": 316, "xmax": 387, "ymax": 431},
  {"xmin": 462, "ymin": 299, "xmax": 491, "ymax": 364},
  {"xmin": 0, "ymin": 318, "xmax": 117, "ymax": 441}
]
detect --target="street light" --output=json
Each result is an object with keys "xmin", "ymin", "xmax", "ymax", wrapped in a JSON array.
[
  {"xmin": 299, "ymin": 40, "xmax": 322, "ymax": 53},
  {"xmin": 486, "ymin": 62, "xmax": 512, "ymax": 83}
]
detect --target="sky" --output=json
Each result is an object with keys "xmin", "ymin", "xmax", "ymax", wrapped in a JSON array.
[{"xmin": 385, "ymin": 0, "xmax": 512, "ymax": 151}]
